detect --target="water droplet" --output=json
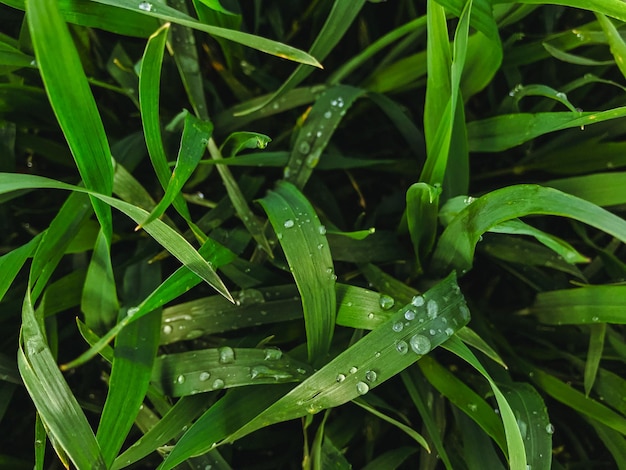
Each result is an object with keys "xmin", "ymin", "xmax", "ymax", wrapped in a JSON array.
[
  {"xmin": 365, "ymin": 370, "xmax": 377, "ymax": 382},
  {"xmin": 317, "ymin": 243, "xmax": 324, "ymax": 250},
  {"xmin": 199, "ymin": 371, "xmax": 211, "ymax": 381},
  {"xmin": 546, "ymin": 423, "xmax": 555, "ymax": 434},
  {"xmin": 296, "ymin": 368, "xmax": 307, "ymax": 374},
  {"xmin": 427, "ymin": 300, "xmax": 438, "ymax": 319},
  {"xmin": 379, "ymin": 294, "xmax": 395, "ymax": 310},
  {"xmin": 298, "ymin": 141, "xmax": 310, "ymax": 154},
  {"xmin": 429, "ymin": 328, "xmax": 436, "ymax": 336},
  {"xmin": 212, "ymin": 378, "xmax": 225, "ymax": 390},
  {"xmin": 411, "ymin": 295, "xmax": 425, "ymax": 307},
  {"xmin": 396, "ymin": 340, "xmax": 408, "ymax": 355},
  {"xmin": 264, "ymin": 347, "xmax": 282, "ymax": 360},
  {"xmin": 463, "ymin": 196, "xmax": 475, "ymax": 205},
  {"xmin": 283, "ymin": 219, "xmax": 295, "ymax": 229},
  {"xmin": 318, "ymin": 225, "xmax": 327, "ymax": 235},
  {"xmin": 336, "ymin": 373, "xmax": 346, "ymax": 382},
  {"xmin": 444, "ymin": 327, "xmax": 454, "ymax": 336},
  {"xmin": 517, "ymin": 419, "xmax": 528, "ymax": 439},
  {"xmin": 404, "ymin": 309, "xmax": 416, "ymax": 321},
  {"xmin": 591, "ymin": 316, "xmax": 599, "ymax": 322},
  {"xmin": 305, "ymin": 152, "xmax": 320, "ymax": 168},
  {"xmin": 375, "ymin": 351, "xmax": 381, "ymax": 358},
  {"xmin": 176, "ymin": 374, "xmax": 186, "ymax": 384},
  {"xmin": 367, "ymin": 312, "xmax": 375, "ymax": 319},
  {"xmin": 218, "ymin": 346, "xmax": 235, "ymax": 364},
  {"xmin": 162, "ymin": 325, "xmax": 173, "ymax": 334},
  {"xmin": 349, "ymin": 366, "xmax": 358, "ymax": 374},
  {"xmin": 509, "ymin": 83, "xmax": 523, "ymax": 97},
  {"xmin": 316, "ymin": 130, "xmax": 323, "ymax": 138},
  {"xmin": 468, "ymin": 403, "xmax": 478, "ymax": 412},
  {"xmin": 138, "ymin": 1, "xmax": 154, "ymax": 12},
  {"xmin": 127, "ymin": 306, "xmax": 139, "ymax": 316},
  {"xmin": 356, "ymin": 381, "xmax": 369, "ymax": 395},
  {"xmin": 323, "ymin": 110, "xmax": 332, "ymax": 119},
  {"xmin": 555, "ymin": 91, "xmax": 567, "ymax": 100},
  {"xmin": 459, "ymin": 305, "xmax": 470, "ymax": 321},
  {"xmin": 392, "ymin": 321, "xmax": 404, "ymax": 332},
  {"xmin": 410, "ymin": 335, "xmax": 431, "ymax": 354}
]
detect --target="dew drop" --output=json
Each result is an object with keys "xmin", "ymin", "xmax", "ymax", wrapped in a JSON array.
[
  {"xmin": 218, "ymin": 346, "xmax": 235, "ymax": 364},
  {"xmin": 212, "ymin": 378, "xmax": 225, "ymax": 390},
  {"xmin": 283, "ymin": 219, "xmax": 295, "ymax": 228},
  {"xmin": 356, "ymin": 381, "xmax": 369, "ymax": 395},
  {"xmin": 305, "ymin": 152, "xmax": 320, "ymax": 168},
  {"xmin": 127, "ymin": 306, "xmax": 139, "ymax": 316},
  {"xmin": 555, "ymin": 91, "xmax": 567, "ymax": 100},
  {"xmin": 318, "ymin": 225, "xmax": 327, "ymax": 235},
  {"xmin": 365, "ymin": 370, "xmax": 377, "ymax": 382},
  {"xmin": 336, "ymin": 373, "xmax": 346, "ymax": 382},
  {"xmin": 323, "ymin": 110, "xmax": 332, "ymax": 119},
  {"xmin": 379, "ymin": 294, "xmax": 395, "ymax": 310},
  {"xmin": 367, "ymin": 312, "xmax": 375, "ymax": 319},
  {"xmin": 298, "ymin": 141, "xmax": 310, "ymax": 154},
  {"xmin": 591, "ymin": 316, "xmax": 599, "ymax": 322},
  {"xmin": 410, "ymin": 334, "xmax": 431, "ymax": 354},
  {"xmin": 429, "ymin": 328, "xmax": 436, "ymax": 336},
  {"xmin": 264, "ymin": 347, "xmax": 282, "ymax": 361},
  {"xmin": 517, "ymin": 419, "xmax": 528, "ymax": 439},
  {"xmin": 176, "ymin": 374, "xmax": 186, "ymax": 384},
  {"xmin": 199, "ymin": 371, "xmax": 211, "ymax": 382},
  {"xmin": 349, "ymin": 366, "xmax": 358, "ymax": 374},
  {"xmin": 138, "ymin": 1, "xmax": 154, "ymax": 12},
  {"xmin": 426, "ymin": 300, "xmax": 438, "ymax": 319},
  {"xmin": 375, "ymin": 351, "xmax": 381, "ymax": 358},
  {"xmin": 410, "ymin": 297, "xmax": 424, "ymax": 310},
  {"xmin": 444, "ymin": 327, "xmax": 455, "ymax": 336},
  {"xmin": 162, "ymin": 325, "xmax": 173, "ymax": 334},
  {"xmin": 468, "ymin": 403, "xmax": 478, "ymax": 412},
  {"xmin": 296, "ymin": 368, "xmax": 307, "ymax": 374},
  {"xmin": 396, "ymin": 340, "xmax": 408, "ymax": 355},
  {"xmin": 546, "ymin": 423, "xmax": 555, "ymax": 434},
  {"xmin": 404, "ymin": 309, "xmax": 416, "ymax": 321},
  {"xmin": 392, "ymin": 321, "xmax": 404, "ymax": 332}
]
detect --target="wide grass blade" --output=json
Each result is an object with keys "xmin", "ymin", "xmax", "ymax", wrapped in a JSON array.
[
  {"xmin": 258, "ymin": 181, "xmax": 336, "ymax": 362},
  {"xmin": 27, "ymin": 0, "xmax": 113, "ymax": 238},
  {"xmin": 235, "ymin": 0, "xmax": 366, "ymax": 114},
  {"xmin": 139, "ymin": 111, "xmax": 212, "ymax": 228},
  {"xmin": 159, "ymin": 273, "xmax": 470, "ymax": 469},
  {"xmin": 18, "ymin": 292, "xmax": 106, "ymax": 468},
  {"xmin": 432, "ymin": 184, "xmax": 626, "ymax": 274},
  {"xmin": 95, "ymin": 261, "xmax": 162, "ymax": 466},
  {"xmin": 93, "ymin": 0, "xmax": 321, "ymax": 67}
]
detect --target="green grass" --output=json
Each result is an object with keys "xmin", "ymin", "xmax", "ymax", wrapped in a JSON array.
[{"xmin": 1, "ymin": 1, "xmax": 626, "ymax": 468}]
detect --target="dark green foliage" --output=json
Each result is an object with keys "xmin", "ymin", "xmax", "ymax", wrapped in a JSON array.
[{"xmin": 1, "ymin": 1, "xmax": 626, "ymax": 469}]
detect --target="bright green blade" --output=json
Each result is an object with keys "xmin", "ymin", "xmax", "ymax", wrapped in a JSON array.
[
  {"xmin": 96, "ymin": 261, "xmax": 161, "ymax": 466},
  {"xmin": 432, "ymin": 184, "xmax": 626, "ymax": 274},
  {"xmin": 18, "ymin": 292, "xmax": 106, "ymax": 469},
  {"xmin": 258, "ymin": 181, "xmax": 336, "ymax": 363},
  {"xmin": 93, "ymin": 0, "xmax": 321, "ymax": 67},
  {"xmin": 27, "ymin": 0, "xmax": 113, "ymax": 238}
]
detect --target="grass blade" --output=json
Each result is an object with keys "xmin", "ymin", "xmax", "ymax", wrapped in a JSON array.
[
  {"xmin": 27, "ymin": 0, "xmax": 113, "ymax": 238},
  {"xmin": 18, "ymin": 292, "xmax": 106, "ymax": 468},
  {"xmin": 432, "ymin": 184, "xmax": 626, "ymax": 274},
  {"xmin": 258, "ymin": 181, "xmax": 336, "ymax": 363}
]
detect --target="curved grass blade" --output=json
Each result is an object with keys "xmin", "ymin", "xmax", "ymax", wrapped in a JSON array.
[
  {"xmin": 96, "ymin": 261, "xmax": 161, "ymax": 466},
  {"xmin": 93, "ymin": 0, "xmax": 321, "ymax": 67},
  {"xmin": 406, "ymin": 182, "xmax": 441, "ymax": 274},
  {"xmin": 81, "ymin": 229, "xmax": 119, "ymax": 332},
  {"xmin": 4, "ymin": 0, "xmax": 159, "ymax": 37},
  {"xmin": 585, "ymin": 323, "xmax": 606, "ymax": 396},
  {"xmin": 500, "ymin": 383, "xmax": 553, "ymax": 470},
  {"xmin": 152, "ymin": 347, "xmax": 314, "ymax": 396},
  {"xmin": 139, "ymin": 23, "xmax": 194, "ymax": 224},
  {"xmin": 432, "ymin": 184, "xmax": 626, "ymax": 275},
  {"xmin": 27, "ymin": 0, "xmax": 113, "ymax": 239},
  {"xmin": 586, "ymin": 418, "xmax": 626, "ymax": 470},
  {"xmin": 0, "ymin": 172, "xmax": 231, "ymax": 301},
  {"xmin": 530, "ymin": 285, "xmax": 626, "ymax": 325},
  {"xmin": 159, "ymin": 273, "xmax": 470, "ymax": 469},
  {"xmin": 258, "ymin": 181, "xmax": 336, "ymax": 362},
  {"xmin": 547, "ymin": 172, "xmax": 626, "ymax": 207},
  {"xmin": 139, "ymin": 111, "xmax": 212, "ymax": 228},
  {"xmin": 207, "ymin": 137, "xmax": 272, "ymax": 256},
  {"xmin": 467, "ymin": 107, "xmax": 626, "ymax": 152},
  {"xmin": 0, "ymin": 234, "xmax": 40, "ymax": 302},
  {"xmin": 285, "ymin": 85, "xmax": 366, "ymax": 189},
  {"xmin": 18, "ymin": 292, "xmax": 106, "ymax": 469},
  {"xmin": 417, "ymin": 355, "xmax": 507, "ymax": 453},
  {"xmin": 443, "ymin": 337, "xmax": 527, "ymax": 469},
  {"xmin": 235, "ymin": 0, "xmax": 367, "ymax": 115}
]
